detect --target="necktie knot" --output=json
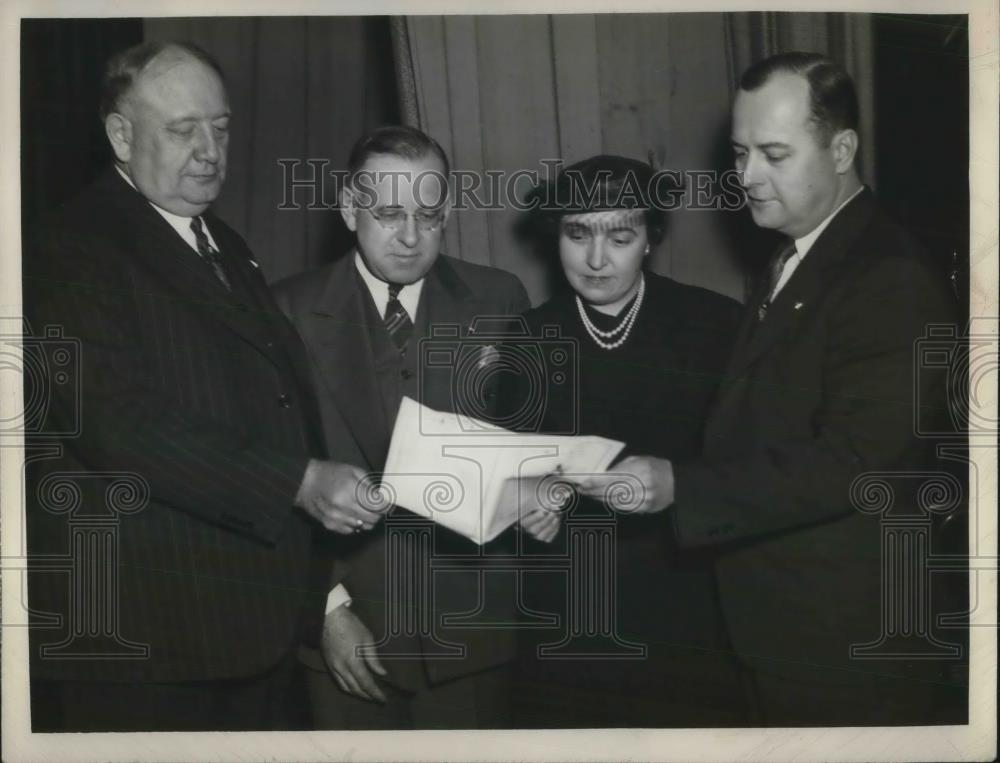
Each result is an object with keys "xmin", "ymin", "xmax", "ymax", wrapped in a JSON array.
[
  {"xmin": 190, "ymin": 217, "xmax": 231, "ymax": 291},
  {"xmin": 776, "ymin": 241, "xmax": 797, "ymax": 268},
  {"xmin": 387, "ymin": 282, "xmax": 403, "ymax": 301},
  {"xmin": 757, "ymin": 241, "xmax": 797, "ymax": 321}
]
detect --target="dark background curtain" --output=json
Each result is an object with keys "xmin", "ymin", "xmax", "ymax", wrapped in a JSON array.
[
  {"xmin": 873, "ymin": 13, "xmax": 970, "ymax": 319},
  {"xmin": 20, "ymin": 16, "xmax": 400, "ymax": 284},
  {"xmin": 20, "ymin": 14, "xmax": 968, "ymax": 307},
  {"xmin": 20, "ymin": 19, "xmax": 143, "ymax": 234}
]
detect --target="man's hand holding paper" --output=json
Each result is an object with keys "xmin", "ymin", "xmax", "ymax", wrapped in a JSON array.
[{"xmin": 567, "ymin": 455, "xmax": 676, "ymax": 515}]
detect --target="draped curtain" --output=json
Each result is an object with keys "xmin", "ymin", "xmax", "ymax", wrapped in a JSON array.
[
  {"xmin": 725, "ymin": 12, "xmax": 876, "ymax": 187},
  {"xmin": 391, "ymin": 12, "xmax": 876, "ymax": 304},
  {"xmin": 21, "ymin": 15, "xmax": 882, "ymax": 298}
]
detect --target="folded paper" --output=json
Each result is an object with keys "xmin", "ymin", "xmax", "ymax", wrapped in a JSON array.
[{"xmin": 381, "ymin": 397, "xmax": 625, "ymax": 544}]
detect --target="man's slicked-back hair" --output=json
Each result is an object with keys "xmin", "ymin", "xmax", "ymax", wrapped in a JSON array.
[
  {"xmin": 740, "ymin": 51, "xmax": 859, "ymax": 146},
  {"xmin": 99, "ymin": 40, "xmax": 225, "ymax": 123},
  {"xmin": 346, "ymin": 125, "xmax": 450, "ymax": 185}
]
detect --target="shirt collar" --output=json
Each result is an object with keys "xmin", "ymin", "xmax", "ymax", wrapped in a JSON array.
[
  {"xmin": 353, "ymin": 250, "xmax": 425, "ymax": 320},
  {"xmin": 793, "ymin": 185, "xmax": 864, "ymax": 259},
  {"xmin": 115, "ymin": 165, "xmax": 219, "ymax": 250}
]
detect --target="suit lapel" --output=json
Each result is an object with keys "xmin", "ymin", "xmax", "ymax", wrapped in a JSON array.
[
  {"xmin": 412, "ymin": 256, "xmax": 478, "ymax": 410},
  {"xmin": 213, "ymin": 248, "xmax": 328, "ymax": 452},
  {"xmin": 308, "ymin": 256, "xmax": 388, "ymax": 469},
  {"xmin": 102, "ymin": 170, "xmax": 282, "ymax": 359},
  {"xmin": 304, "ymin": 255, "xmax": 485, "ymax": 464},
  {"xmin": 725, "ymin": 188, "xmax": 876, "ymax": 379}
]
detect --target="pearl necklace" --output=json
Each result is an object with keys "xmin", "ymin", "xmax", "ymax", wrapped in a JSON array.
[{"xmin": 575, "ymin": 275, "xmax": 646, "ymax": 350}]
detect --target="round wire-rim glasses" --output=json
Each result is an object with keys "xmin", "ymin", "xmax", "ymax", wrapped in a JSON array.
[{"xmin": 367, "ymin": 206, "xmax": 446, "ymax": 232}]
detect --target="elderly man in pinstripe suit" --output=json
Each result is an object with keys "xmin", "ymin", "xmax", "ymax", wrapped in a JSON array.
[{"xmin": 23, "ymin": 40, "xmax": 376, "ymax": 732}]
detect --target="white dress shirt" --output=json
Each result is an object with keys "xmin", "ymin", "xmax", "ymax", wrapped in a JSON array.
[
  {"xmin": 115, "ymin": 166, "xmax": 221, "ymax": 253},
  {"xmin": 325, "ymin": 252, "xmax": 429, "ymax": 614},
  {"xmin": 353, "ymin": 250, "xmax": 425, "ymax": 319},
  {"xmin": 770, "ymin": 186, "xmax": 864, "ymax": 300}
]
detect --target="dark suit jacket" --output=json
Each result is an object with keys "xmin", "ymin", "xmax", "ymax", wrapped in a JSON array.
[
  {"xmin": 24, "ymin": 169, "xmax": 327, "ymax": 683},
  {"xmin": 671, "ymin": 189, "xmax": 961, "ymax": 722},
  {"xmin": 274, "ymin": 253, "xmax": 530, "ymax": 691}
]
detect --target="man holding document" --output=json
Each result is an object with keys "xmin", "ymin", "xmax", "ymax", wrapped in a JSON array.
[
  {"xmin": 275, "ymin": 125, "xmax": 531, "ymax": 728},
  {"xmin": 564, "ymin": 54, "xmax": 962, "ymax": 725}
]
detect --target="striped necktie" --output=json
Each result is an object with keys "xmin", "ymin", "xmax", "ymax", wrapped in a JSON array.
[
  {"xmin": 190, "ymin": 217, "xmax": 231, "ymax": 291},
  {"xmin": 384, "ymin": 283, "xmax": 413, "ymax": 354},
  {"xmin": 757, "ymin": 241, "xmax": 797, "ymax": 321}
]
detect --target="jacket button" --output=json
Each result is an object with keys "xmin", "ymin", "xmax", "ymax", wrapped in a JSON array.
[
  {"xmin": 277, "ymin": 394, "xmax": 292, "ymax": 408},
  {"xmin": 400, "ymin": 369, "xmax": 413, "ymax": 381}
]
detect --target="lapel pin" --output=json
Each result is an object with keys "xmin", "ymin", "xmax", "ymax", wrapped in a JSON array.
[
  {"xmin": 249, "ymin": 260, "xmax": 260, "ymax": 269},
  {"xmin": 794, "ymin": 302, "xmax": 804, "ymax": 310}
]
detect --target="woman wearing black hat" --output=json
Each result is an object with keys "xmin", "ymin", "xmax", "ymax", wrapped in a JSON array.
[{"xmin": 510, "ymin": 155, "xmax": 747, "ymax": 728}]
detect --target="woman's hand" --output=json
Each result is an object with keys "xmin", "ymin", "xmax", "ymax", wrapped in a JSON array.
[
  {"xmin": 567, "ymin": 456, "xmax": 675, "ymax": 515},
  {"xmin": 520, "ymin": 505, "xmax": 561, "ymax": 543},
  {"xmin": 502, "ymin": 476, "xmax": 570, "ymax": 543}
]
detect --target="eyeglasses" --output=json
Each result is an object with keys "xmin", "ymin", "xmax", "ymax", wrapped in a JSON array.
[{"xmin": 367, "ymin": 207, "xmax": 445, "ymax": 233}]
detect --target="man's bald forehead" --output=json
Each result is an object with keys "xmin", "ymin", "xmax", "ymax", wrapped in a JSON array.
[
  {"xmin": 100, "ymin": 40, "xmax": 225, "ymax": 122},
  {"xmin": 117, "ymin": 46, "xmax": 226, "ymax": 120},
  {"xmin": 141, "ymin": 46, "xmax": 209, "ymax": 79}
]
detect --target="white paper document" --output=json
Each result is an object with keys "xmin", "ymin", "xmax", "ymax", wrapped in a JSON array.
[{"xmin": 380, "ymin": 397, "xmax": 625, "ymax": 544}]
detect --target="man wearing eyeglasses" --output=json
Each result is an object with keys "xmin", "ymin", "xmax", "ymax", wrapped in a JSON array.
[{"xmin": 274, "ymin": 125, "xmax": 530, "ymax": 729}]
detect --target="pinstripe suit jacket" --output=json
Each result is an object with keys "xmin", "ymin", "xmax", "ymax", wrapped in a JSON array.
[{"xmin": 24, "ymin": 169, "xmax": 328, "ymax": 683}]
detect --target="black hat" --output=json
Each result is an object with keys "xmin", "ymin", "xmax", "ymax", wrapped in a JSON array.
[
  {"xmin": 529, "ymin": 154, "xmax": 658, "ymax": 214},
  {"xmin": 519, "ymin": 155, "xmax": 671, "ymax": 246}
]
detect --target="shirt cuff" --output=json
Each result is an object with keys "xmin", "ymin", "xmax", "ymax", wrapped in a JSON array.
[{"xmin": 325, "ymin": 584, "xmax": 352, "ymax": 614}]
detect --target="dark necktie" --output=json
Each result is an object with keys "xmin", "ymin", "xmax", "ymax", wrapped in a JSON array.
[
  {"xmin": 757, "ymin": 241, "xmax": 797, "ymax": 321},
  {"xmin": 384, "ymin": 283, "xmax": 413, "ymax": 354},
  {"xmin": 190, "ymin": 217, "xmax": 231, "ymax": 291}
]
